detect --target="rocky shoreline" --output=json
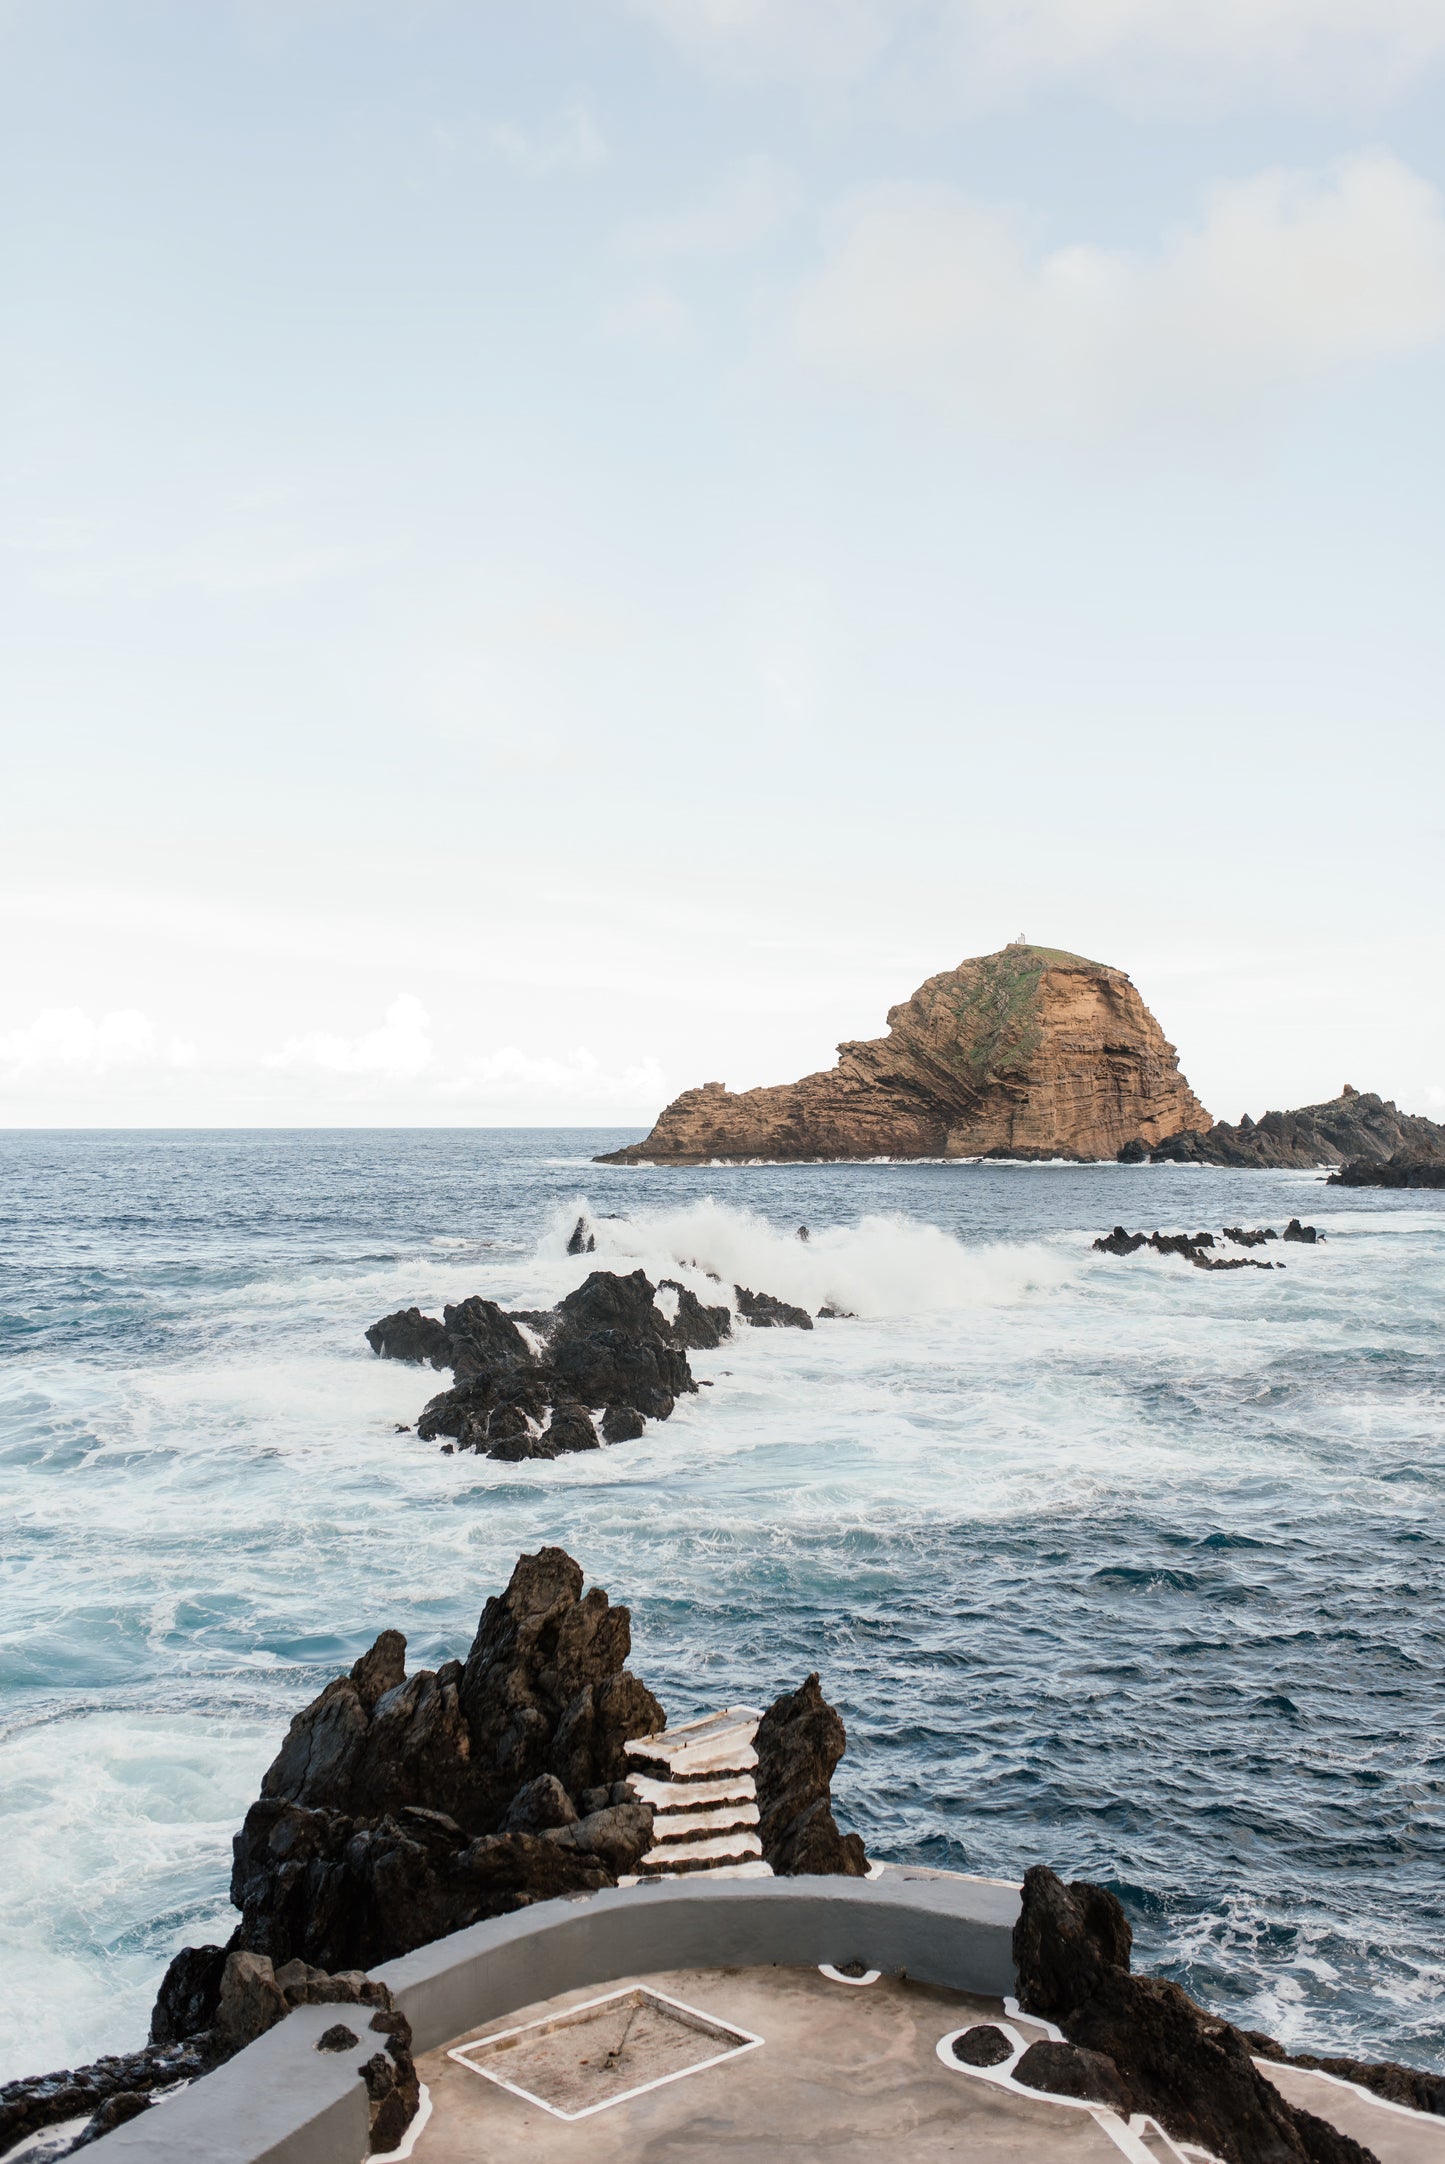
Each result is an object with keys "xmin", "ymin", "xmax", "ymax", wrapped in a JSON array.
[
  {"xmin": 6, "ymin": 1549, "xmax": 1443, "ymax": 2163},
  {"xmin": 0, "ymin": 1549, "xmax": 865, "ymax": 2160},
  {"xmin": 1127, "ymin": 1087, "xmax": 1445, "ymax": 1172}
]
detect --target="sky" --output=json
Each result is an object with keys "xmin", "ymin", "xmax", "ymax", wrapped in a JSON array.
[{"xmin": 2, "ymin": 0, "xmax": 1443, "ymax": 1129}]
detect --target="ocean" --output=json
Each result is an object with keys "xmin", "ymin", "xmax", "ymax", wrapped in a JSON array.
[{"xmin": 1, "ymin": 1129, "xmax": 1441, "ymax": 2086}]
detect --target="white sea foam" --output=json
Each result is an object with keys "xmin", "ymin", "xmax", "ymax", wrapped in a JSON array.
[
  {"xmin": 533, "ymin": 1196, "xmax": 1079, "ymax": 1319},
  {"xmin": 1, "ymin": 1152, "xmax": 1441, "ymax": 2083}
]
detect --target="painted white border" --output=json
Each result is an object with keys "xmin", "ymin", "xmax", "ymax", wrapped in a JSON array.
[
  {"xmin": 1253, "ymin": 2055, "xmax": 1445, "ymax": 2127},
  {"xmin": 370, "ymin": 2081, "xmax": 433, "ymax": 2162},
  {"xmin": 818, "ymin": 1964, "xmax": 881, "ymax": 1987},
  {"xmin": 934, "ymin": 2019, "xmax": 1218, "ymax": 2164},
  {"xmin": 448, "ymin": 1985, "xmax": 764, "ymax": 2122}
]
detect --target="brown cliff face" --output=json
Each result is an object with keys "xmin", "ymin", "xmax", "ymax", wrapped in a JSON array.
[{"xmin": 598, "ymin": 944, "xmax": 1211, "ymax": 1165}]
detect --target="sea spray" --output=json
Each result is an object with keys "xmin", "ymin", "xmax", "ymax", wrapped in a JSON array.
[{"xmin": 1, "ymin": 1129, "xmax": 1441, "ymax": 2084}]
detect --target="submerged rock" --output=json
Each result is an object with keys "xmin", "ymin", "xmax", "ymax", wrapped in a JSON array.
[
  {"xmin": 1012, "ymin": 1865, "xmax": 1380, "ymax": 2163},
  {"xmin": 753, "ymin": 1672, "xmax": 868, "ymax": 1876}
]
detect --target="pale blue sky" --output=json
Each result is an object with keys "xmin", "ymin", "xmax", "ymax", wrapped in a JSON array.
[{"xmin": 3, "ymin": 0, "xmax": 1443, "ymax": 1125}]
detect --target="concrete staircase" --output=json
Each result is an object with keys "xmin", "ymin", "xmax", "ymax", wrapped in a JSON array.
[{"xmin": 624, "ymin": 1708, "xmax": 774, "ymax": 1881}]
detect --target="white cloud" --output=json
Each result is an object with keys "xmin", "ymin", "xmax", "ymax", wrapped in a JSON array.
[
  {"xmin": 444, "ymin": 1047, "xmax": 669, "ymax": 1107},
  {"xmin": 487, "ymin": 99, "xmax": 607, "ymax": 175},
  {"xmin": 629, "ymin": 0, "xmax": 1445, "ymax": 107},
  {"xmin": 0, "ymin": 1008, "xmax": 196, "ymax": 1077},
  {"xmin": 619, "ymin": 153, "xmax": 800, "ymax": 258},
  {"xmin": 791, "ymin": 154, "xmax": 1445, "ymax": 427},
  {"xmin": 264, "ymin": 995, "xmax": 433, "ymax": 1078}
]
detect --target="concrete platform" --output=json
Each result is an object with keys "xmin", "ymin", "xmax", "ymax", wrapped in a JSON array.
[
  {"xmin": 412, "ymin": 1964, "xmax": 1136, "ymax": 2162},
  {"xmin": 1257, "ymin": 2062, "xmax": 1445, "ymax": 2164}
]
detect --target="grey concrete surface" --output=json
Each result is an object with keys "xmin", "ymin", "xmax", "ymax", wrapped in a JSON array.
[
  {"xmin": 377, "ymin": 1865, "xmax": 1022, "ymax": 2055},
  {"xmin": 79, "ymin": 2002, "xmax": 374, "ymax": 2163},
  {"xmin": 416, "ymin": 1963, "xmax": 1122, "ymax": 2163},
  {"xmin": 1259, "ymin": 2064, "xmax": 1445, "ymax": 2164},
  {"xmin": 81, "ymin": 1870, "xmax": 1020, "ymax": 2162}
]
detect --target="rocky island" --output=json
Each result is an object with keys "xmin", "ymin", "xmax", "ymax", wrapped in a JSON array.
[
  {"xmin": 598, "ymin": 943, "xmax": 1210, "ymax": 1165},
  {"xmin": 1133, "ymin": 1086, "xmax": 1445, "ymax": 1171}
]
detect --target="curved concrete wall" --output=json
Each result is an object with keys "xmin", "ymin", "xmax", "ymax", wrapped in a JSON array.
[{"xmin": 86, "ymin": 1868, "xmax": 1020, "ymax": 2162}]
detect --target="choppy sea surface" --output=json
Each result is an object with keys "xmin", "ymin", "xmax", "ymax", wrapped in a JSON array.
[{"xmin": 1, "ymin": 1128, "xmax": 1442, "ymax": 2085}]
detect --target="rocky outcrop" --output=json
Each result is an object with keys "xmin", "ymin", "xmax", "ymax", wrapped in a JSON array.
[
  {"xmin": 753, "ymin": 1673, "xmax": 868, "ymax": 1876},
  {"xmin": 227, "ymin": 1549, "xmax": 663, "ymax": 1973},
  {"xmin": 735, "ymin": 1285, "xmax": 814, "ymax": 1329},
  {"xmin": 1, "ymin": 1956, "xmax": 417, "ymax": 2162},
  {"xmin": 1092, "ymin": 1227, "xmax": 1279, "ymax": 1271},
  {"xmin": 1141, "ymin": 1088, "xmax": 1445, "ymax": 1170},
  {"xmin": 597, "ymin": 944, "xmax": 1210, "ymax": 1164},
  {"xmin": 1328, "ymin": 1151, "xmax": 1445, "ymax": 1189},
  {"xmin": 1012, "ymin": 1866, "xmax": 1379, "ymax": 2163},
  {"xmin": 370, "ymin": 1269, "xmax": 707, "ymax": 1460}
]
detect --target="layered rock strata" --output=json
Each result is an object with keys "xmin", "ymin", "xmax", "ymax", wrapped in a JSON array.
[
  {"xmin": 1135, "ymin": 1088, "xmax": 1445, "ymax": 1170},
  {"xmin": 598, "ymin": 944, "xmax": 1209, "ymax": 1164}
]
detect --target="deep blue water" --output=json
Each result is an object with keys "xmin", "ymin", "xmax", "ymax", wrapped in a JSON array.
[{"xmin": 1, "ymin": 1129, "xmax": 1442, "ymax": 2082}]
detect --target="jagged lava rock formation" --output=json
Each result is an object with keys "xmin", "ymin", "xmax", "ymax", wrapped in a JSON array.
[
  {"xmin": 1137, "ymin": 1086, "xmax": 1445, "ymax": 1170},
  {"xmin": 598, "ymin": 944, "xmax": 1210, "ymax": 1165}
]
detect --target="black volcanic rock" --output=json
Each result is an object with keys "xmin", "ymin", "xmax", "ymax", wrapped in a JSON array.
[
  {"xmin": 1282, "ymin": 1219, "xmax": 1323, "ymax": 1242},
  {"xmin": 753, "ymin": 1673, "xmax": 868, "ymax": 1876},
  {"xmin": 150, "ymin": 1942, "xmax": 228, "ymax": 2045},
  {"xmin": 601, "ymin": 1404, "xmax": 646, "ymax": 1443},
  {"xmin": 6, "ymin": 1956, "xmax": 419, "ymax": 2161},
  {"xmin": 535, "ymin": 1268, "xmax": 692, "ymax": 1420},
  {"xmin": 1329, "ymin": 1151, "xmax": 1445, "ymax": 1189},
  {"xmin": 389, "ymin": 1269, "xmax": 709, "ymax": 1457},
  {"xmin": 1143, "ymin": 1089, "xmax": 1445, "ymax": 1171},
  {"xmin": 364, "ymin": 1308, "xmax": 451, "ymax": 1367},
  {"xmin": 442, "ymin": 1296, "xmax": 537, "ymax": 1380},
  {"xmin": 1094, "ymin": 1229, "xmax": 1278, "ymax": 1271},
  {"xmin": 1012, "ymin": 1866, "xmax": 1380, "ymax": 2163},
  {"xmin": 659, "ymin": 1278, "xmax": 733, "ymax": 1350},
  {"xmin": 223, "ymin": 1549, "xmax": 663, "ymax": 1974},
  {"xmin": 735, "ymin": 1284, "xmax": 814, "ymax": 1330},
  {"xmin": 1013, "ymin": 2038, "xmax": 1132, "ymax": 2111},
  {"xmin": 951, "ymin": 2025, "xmax": 1013, "ymax": 2067}
]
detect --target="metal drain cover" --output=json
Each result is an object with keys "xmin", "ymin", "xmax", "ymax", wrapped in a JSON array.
[{"xmin": 450, "ymin": 1985, "xmax": 763, "ymax": 2121}]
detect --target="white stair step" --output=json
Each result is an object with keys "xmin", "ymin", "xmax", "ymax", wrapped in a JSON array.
[
  {"xmin": 640, "ymin": 1829, "xmax": 764, "ymax": 1872},
  {"xmin": 630, "ymin": 1735, "xmax": 757, "ymax": 1779},
  {"xmin": 628, "ymin": 1772, "xmax": 755, "ymax": 1812},
  {"xmin": 627, "ymin": 1709, "xmax": 761, "ymax": 1779},
  {"xmin": 651, "ymin": 1801, "xmax": 759, "ymax": 1842}
]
